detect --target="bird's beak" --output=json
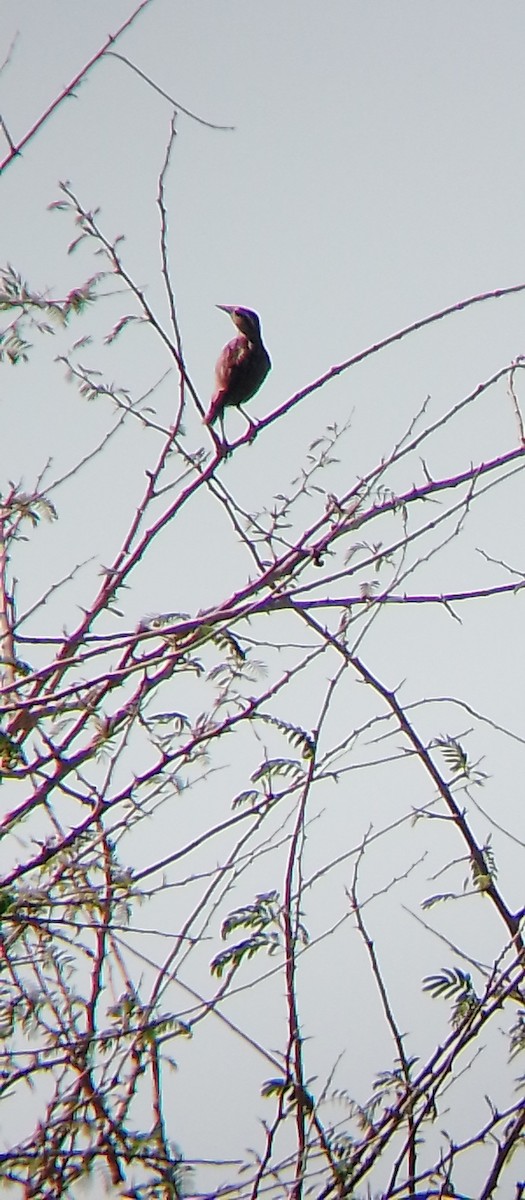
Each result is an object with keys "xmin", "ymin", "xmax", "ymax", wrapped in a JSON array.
[{"xmin": 216, "ymin": 304, "xmax": 235, "ymax": 315}]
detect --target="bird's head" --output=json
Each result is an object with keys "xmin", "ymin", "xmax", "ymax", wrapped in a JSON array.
[{"xmin": 216, "ymin": 305, "xmax": 262, "ymax": 341}]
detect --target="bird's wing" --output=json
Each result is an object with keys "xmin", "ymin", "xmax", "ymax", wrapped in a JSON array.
[
  {"xmin": 204, "ymin": 338, "xmax": 252, "ymax": 424},
  {"xmin": 213, "ymin": 336, "xmax": 250, "ymax": 391}
]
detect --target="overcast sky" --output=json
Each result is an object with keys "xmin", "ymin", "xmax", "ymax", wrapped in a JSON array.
[{"xmin": 2, "ymin": 4, "xmax": 525, "ymax": 1195}]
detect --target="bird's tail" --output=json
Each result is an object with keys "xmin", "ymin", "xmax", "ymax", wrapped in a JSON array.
[{"xmin": 204, "ymin": 391, "xmax": 224, "ymax": 426}]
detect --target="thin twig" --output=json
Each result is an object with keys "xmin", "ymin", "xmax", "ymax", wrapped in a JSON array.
[{"xmin": 0, "ymin": 0, "xmax": 156, "ymax": 173}]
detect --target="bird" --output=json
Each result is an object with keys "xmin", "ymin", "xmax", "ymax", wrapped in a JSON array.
[{"xmin": 204, "ymin": 305, "xmax": 271, "ymax": 442}]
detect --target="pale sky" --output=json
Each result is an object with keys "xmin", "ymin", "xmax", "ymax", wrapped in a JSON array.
[{"xmin": 1, "ymin": 4, "xmax": 525, "ymax": 1195}]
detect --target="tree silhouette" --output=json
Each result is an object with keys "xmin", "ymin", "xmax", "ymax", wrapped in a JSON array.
[{"xmin": 1, "ymin": 11, "xmax": 525, "ymax": 1199}]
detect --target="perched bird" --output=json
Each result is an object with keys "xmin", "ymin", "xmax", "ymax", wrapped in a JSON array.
[{"xmin": 204, "ymin": 305, "xmax": 271, "ymax": 441}]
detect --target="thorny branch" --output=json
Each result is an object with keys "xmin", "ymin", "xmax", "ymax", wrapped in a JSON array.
[
  {"xmin": 0, "ymin": 1, "xmax": 156, "ymax": 173},
  {"xmin": 1, "ymin": 123, "xmax": 525, "ymax": 1200}
]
